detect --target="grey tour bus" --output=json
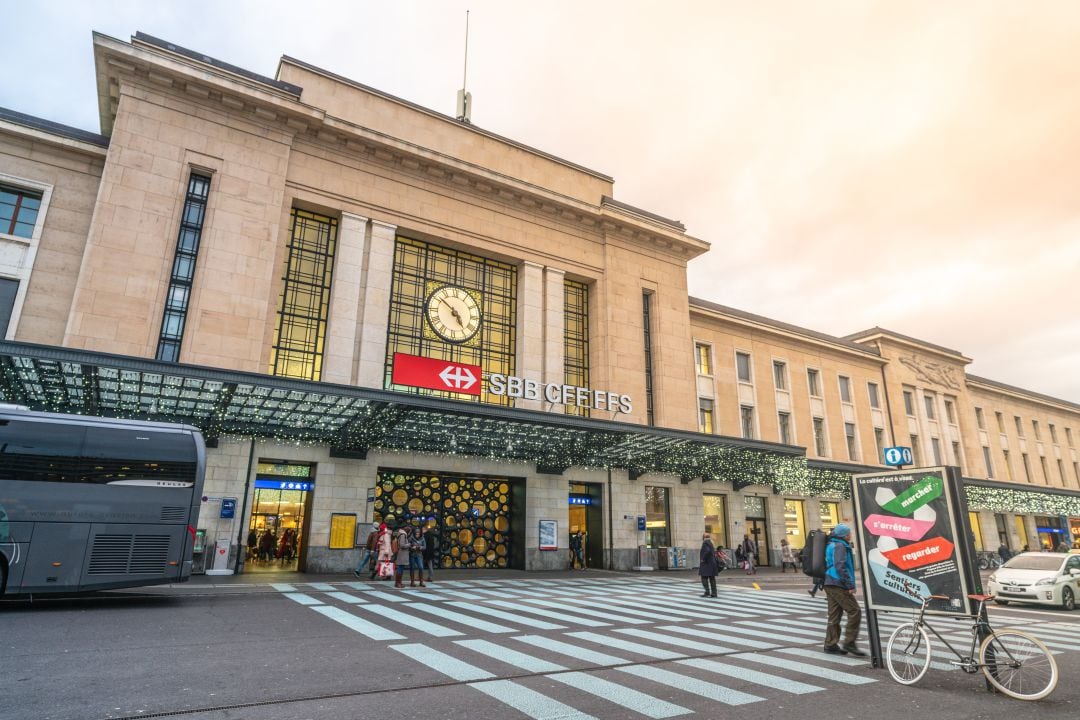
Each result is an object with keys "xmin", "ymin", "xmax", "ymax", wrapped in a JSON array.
[{"xmin": 0, "ymin": 404, "xmax": 206, "ymax": 596}]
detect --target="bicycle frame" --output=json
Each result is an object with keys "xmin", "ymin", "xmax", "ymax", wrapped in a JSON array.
[{"xmin": 906, "ymin": 596, "xmax": 1019, "ymax": 671}]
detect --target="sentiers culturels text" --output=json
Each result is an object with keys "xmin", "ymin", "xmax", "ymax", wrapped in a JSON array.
[{"xmin": 489, "ymin": 373, "xmax": 633, "ymax": 414}]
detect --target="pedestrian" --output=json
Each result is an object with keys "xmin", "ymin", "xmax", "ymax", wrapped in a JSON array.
[
  {"xmin": 258, "ymin": 528, "xmax": 275, "ymax": 563},
  {"xmin": 699, "ymin": 532, "xmax": 719, "ymax": 597},
  {"xmin": 822, "ymin": 523, "xmax": 866, "ymax": 656},
  {"xmin": 392, "ymin": 524, "xmax": 413, "ymax": 588},
  {"xmin": 409, "ymin": 526, "xmax": 426, "ymax": 587},
  {"xmin": 1022, "ymin": 544, "xmax": 1030, "ymax": 553},
  {"xmin": 569, "ymin": 530, "xmax": 583, "ymax": 570},
  {"xmin": 739, "ymin": 534, "xmax": 757, "ymax": 575},
  {"xmin": 1056, "ymin": 540, "xmax": 1070, "ymax": 553},
  {"xmin": 354, "ymin": 523, "xmax": 379, "ymax": 578},
  {"xmin": 370, "ymin": 522, "xmax": 392, "ymax": 580},
  {"xmin": 780, "ymin": 538, "xmax": 797, "ymax": 572},
  {"xmin": 421, "ymin": 525, "xmax": 438, "ymax": 582},
  {"xmin": 246, "ymin": 528, "xmax": 257, "ymax": 562},
  {"xmin": 997, "ymin": 542, "xmax": 1011, "ymax": 564}
]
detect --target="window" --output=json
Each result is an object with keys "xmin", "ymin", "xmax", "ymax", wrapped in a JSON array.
[
  {"xmin": 564, "ymin": 279, "xmax": 590, "ymax": 417},
  {"xmin": 923, "ymin": 393, "xmax": 936, "ymax": 420},
  {"xmin": 1074, "ymin": 462, "xmax": 1080, "ymax": 486},
  {"xmin": 1049, "ymin": 423, "xmax": 1057, "ymax": 444},
  {"xmin": 783, "ymin": 499, "xmax": 807, "ymax": 545},
  {"xmin": 910, "ymin": 435, "xmax": 922, "ymax": 466},
  {"xmin": 0, "ymin": 184, "xmax": 42, "ymax": 238},
  {"xmin": 740, "ymin": 405, "xmax": 755, "ymax": 439},
  {"xmin": 703, "ymin": 494, "xmax": 728, "ymax": 547},
  {"xmin": 969, "ymin": 512, "xmax": 984, "ymax": 551},
  {"xmin": 644, "ymin": 486, "xmax": 670, "ymax": 548},
  {"xmin": 1014, "ymin": 416, "xmax": 1024, "ymax": 437},
  {"xmin": 157, "ymin": 173, "xmax": 211, "ymax": 362},
  {"xmin": 807, "ymin": 369, "xmax": 821, "ymax": 397},
  {"xmin": 838, "ymin": 376, "xmax": 852, "ymax": 403},
  {"xmin": 1021, "ymin": 453, "xmax": 1032, "ymax": 482},
  {"xmin": 736, "ymin": 352, "xmax": 752, "ymax": 383},
  {"xmin": 270, "ymin": 209, "xmax": 338, "ymax": 381},
  {"xmin": 773, "ymin": 361, "xmax": 787, "ymax": 390},
  {"xmin": 0, "ymin": 278, "xmax": 17, "ymax": 339},
  {"xmin": 874, "ymin": 428, "xmax": 885, "ymax": 463},
  {"xmin": 931, "ymin": 437, "xmax": 942, "ymax": 465},
  {"xmin": 1032, "ymin": 420, "xmax": 1041, "ymax": 440},
  {"xmin": 952, "ymin": 441, "xmax": 962, "ymax": 468},
  {"xmin": 903, "ymin": 389, "xmax": 915, "ymax": 416},
  {"xmin": 1002, "ymin": 449, "xmax": 1013, "ymax": 481},
  {"xmin": 995, "ymin": 412, "xmax": 1005, "ymax": 433},
  {"xmin": 778, "ymin": 412, "xmax": 792, "ymax": 445},
  {"xmin": 845, "ymin": 423, "xmax": 858, "ymax": 460},
  {"xmin": 867, "ymin": 382, "xmax": 880, "ymax": 409},
  {"xmin": 1039, "ymin": 456, "xmax": 1050, "ymax": 483},
  {"xmin": 1057, "ymin": 459, "xmax": 1067, "ymax": 485},
  {"xmin": 698, "ymin": 398, "xmax": 714, "ymax": 434},
  {"xmin": 813, "ymin": 418, "xmax": 827, "ymax": 456},
  {"xmin": 386, "ymin": 236, "xmax": 517, "ymax": 405},
  {"xmin": 695, "ymin": 343, "xmax": 712, "ymax": 375},
  {"xmin": 975, "ymin": 407, "xmax": 985, "ymax": 430},
  {"xmin": 642, "ymin": 293, "xmax": 655, "ymax": 426},
  {"xmin": 995, "ymin": 514, "xmax": 1010, "ymax": 548},
  {"xmin": 983, "ymin": 446, "xmax": 994, "ymax": 478},
  {"xmin": 944, "ymin": 399, "xmax": 956, "ymax": 424},
  {"xmin": 819, "ymin": 501, "xmax": 841, "ymax": 533},
  {"xmin": 1067, "ymin": 427, "xmax": 1075, "ymax": 448}
]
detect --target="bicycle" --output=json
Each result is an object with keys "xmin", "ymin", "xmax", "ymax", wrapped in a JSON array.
[
  {"xmin": 977, "ymin": 551, "xmax": 1003, "ymax": 571},
  {"xmin": 884, "ymin": 593, "xmax": 1058, "ymax": 700}
]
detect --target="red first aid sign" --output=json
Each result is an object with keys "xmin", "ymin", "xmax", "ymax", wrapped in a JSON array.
[{"xmin": 391, "ymin": 353, "xmax": 482, "ymax": 396}]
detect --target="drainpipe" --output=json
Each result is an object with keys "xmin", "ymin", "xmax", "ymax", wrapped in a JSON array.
[
  {"xmin": 607, "ymin": 466, "xmax": 614, "ymax": 570},
  {"xmin": 234, "ymin": 437, "xmax": 257, "ymax": 574}
]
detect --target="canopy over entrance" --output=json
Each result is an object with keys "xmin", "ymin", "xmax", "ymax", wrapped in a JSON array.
[{"xmin": 0, "ymin": 341, "xmax": 857, "ymax": 490}]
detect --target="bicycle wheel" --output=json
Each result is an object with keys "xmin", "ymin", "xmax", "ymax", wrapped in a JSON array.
[
  {"xmin": 886, "ymin": 622, "xmax": 932, "ymax": 685},
  {"xmin": 980, "ymin": 630, "xmax": 1058, "ymax": 701}
]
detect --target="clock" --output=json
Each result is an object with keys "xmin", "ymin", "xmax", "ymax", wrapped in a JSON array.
[{"xmin": 425, "ymin": 285, "xmax": 482, "ymax": 343}]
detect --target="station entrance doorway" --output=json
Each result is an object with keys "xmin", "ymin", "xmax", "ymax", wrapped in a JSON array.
[{"xmin": 568, "ymin": 483, "xmax": 603, "ymax": 569}]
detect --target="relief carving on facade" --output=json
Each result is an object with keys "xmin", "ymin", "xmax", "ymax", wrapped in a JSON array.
[{"xmin": 898, "ymin": 354, "xmax": 961, "ymax": 390}]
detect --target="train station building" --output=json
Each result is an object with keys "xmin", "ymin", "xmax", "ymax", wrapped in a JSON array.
[{"xmin": 1, "ymin": 31, "xmax": 1078, "ymax": 574}]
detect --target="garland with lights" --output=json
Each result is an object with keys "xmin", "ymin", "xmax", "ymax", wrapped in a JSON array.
[{"xmin": 964, "ymin": 485, "xmax": 1080, "ymax": 516}]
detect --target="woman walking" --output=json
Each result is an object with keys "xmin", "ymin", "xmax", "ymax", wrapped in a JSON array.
[
  {"xmin": 699, "ymin": 533, "xmax": 719, "ymax": 597},
  {"xmin": 780, "ymin": 538, "xmax": 797, "ymax": 572},
  {"xmin": 369, "ymin": 522, "xmax": 392, "ymax": 580},
  {"xmin": 740, "ymin": 534, "xmax": 757, "ymax": 575}
]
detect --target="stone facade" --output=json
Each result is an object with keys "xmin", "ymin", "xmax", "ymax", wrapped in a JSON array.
[{"xmin": 1, "ymin": 31, "xmax": 1078, "ymax": 574}]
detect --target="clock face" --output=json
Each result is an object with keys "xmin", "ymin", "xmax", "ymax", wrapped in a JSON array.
[{"xmin": 426, "ymin": 285, "xmax": 482, "ymax": 343}]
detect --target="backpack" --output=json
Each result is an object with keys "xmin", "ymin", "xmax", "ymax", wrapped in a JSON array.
[
  {"xmin": 391, "ymin": 534, "xmax": 399, "ymax": 554},
  {"xmin": 802, "ymin": 530, "xmax": 828, "ymax": 580}
]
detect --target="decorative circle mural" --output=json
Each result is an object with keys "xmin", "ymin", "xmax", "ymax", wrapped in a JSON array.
[{"xmin": 373, "ymin": 470, "xmax": 513, "ymax": 569}]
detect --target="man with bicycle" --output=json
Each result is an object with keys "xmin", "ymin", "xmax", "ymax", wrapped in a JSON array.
[{"xmin": 823, "ymin": 524, "xmax": 867, "ymax": 657}]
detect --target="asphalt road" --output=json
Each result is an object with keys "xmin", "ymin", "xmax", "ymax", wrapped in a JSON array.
[{"xmin": 2, "ymin": 570, "xmax": 1078, "ymax": 720}]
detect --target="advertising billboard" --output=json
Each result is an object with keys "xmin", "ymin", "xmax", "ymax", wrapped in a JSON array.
[{"xmin": 852, "ymin": 466, "xmax": 977, "ymax": 616}]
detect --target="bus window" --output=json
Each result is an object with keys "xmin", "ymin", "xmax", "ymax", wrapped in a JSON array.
[{"xmin": 0, "ymin": 420, "xmax": 85, "ymax": 482}]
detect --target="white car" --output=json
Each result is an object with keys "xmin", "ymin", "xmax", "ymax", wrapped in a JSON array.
[{"xmin": 987, "ymin": 552, "xmax": 1080, "ymax": 610}]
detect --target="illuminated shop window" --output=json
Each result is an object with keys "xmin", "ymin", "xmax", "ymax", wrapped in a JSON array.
[
  {"xmin": 645, "ymin": 485, "xmax": 669, "ymax": 547},
  {"xmin": 564, "ymin": 279, "xmax": 590, "ymax": 417},
  {"xmin": 270, "ymin": 209, "xmax": 338, "ymax": 380},
  {"xmin": 784, "ymin": 499, "xmax": 806, "ymax": 546},
  {"xmin": 703, "ymin": 494, "xmax": 727, "ymax": 547},
  {"xmin": 384, "ymin": 236, "xmax": 517, "ymax": 405},
  {"xmin": 819, "ymin": 501, "xmax": 841, "ymax": 533}
]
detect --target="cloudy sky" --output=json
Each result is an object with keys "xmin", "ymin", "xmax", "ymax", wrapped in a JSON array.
[{"xmin": 2, "ymin": 1, "xmax": 1078, "ymax": 402}]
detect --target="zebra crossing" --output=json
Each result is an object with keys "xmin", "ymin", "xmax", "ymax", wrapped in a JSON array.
[{"xmin": 271, "ymin": 575, "xmax": 1080, "ymax": 719}]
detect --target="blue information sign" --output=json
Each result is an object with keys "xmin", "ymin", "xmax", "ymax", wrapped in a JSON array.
[
  {"xmin": 220, "ymin": 498, "xmax": 236, "ymax": 519},
  {"xmin": 883, "ymin": 446, "xmax": 914, "ymax": 467},
  {"xmin": 637, "ymin": 516, "xmax": 646, "ymax": 531},
  {"xmin": 254, "ymin": 479, "xmax": 314, "ymax": 491}
]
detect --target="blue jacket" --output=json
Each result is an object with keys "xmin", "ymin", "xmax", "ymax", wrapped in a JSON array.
[{"xmin": 824, "ymin": 537, "xmax": 855, "ymax": 590}]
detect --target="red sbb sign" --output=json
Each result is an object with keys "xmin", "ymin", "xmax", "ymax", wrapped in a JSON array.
[
  {"xmin": 391, "ymin": 353, "xmax": 482, "ymax": 396},
  {"xmin": 882, "ymin": 536, "xmax": 955, "ymax": 571}
]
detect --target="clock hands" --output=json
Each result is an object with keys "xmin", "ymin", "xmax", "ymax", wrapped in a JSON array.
[{"xmin": 448, "ymin": 304, "xmax": 465, "ymax": 327}]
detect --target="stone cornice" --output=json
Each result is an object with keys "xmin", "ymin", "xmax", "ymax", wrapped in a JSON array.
[
  {"xmin": 966, "ymin": 375, "xmax": 1080, "ymax": 416},
  {"xmin": 0, "ymin": 119, "xmax": 108, "ymax": 158},
  {"xmin": 689, "ymin": 300, "xmax": 885, "ymax": 363},
  {"xmin": 92, "ymin": 32, "xmax": 708, "ymax": 262}
]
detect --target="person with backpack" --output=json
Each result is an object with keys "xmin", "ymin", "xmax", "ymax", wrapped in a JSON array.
[{"xmin": 822, "ymin": 524, "xmax": 866, "ymax": 656}]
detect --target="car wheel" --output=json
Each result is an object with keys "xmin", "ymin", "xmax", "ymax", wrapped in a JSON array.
[
  {"xmin": 1062, "ymin": 587, "xmax": 1075, "ymax": 612},
  {"xmin": 994, "ymin": 599, "xmax": 1009, "ymax": 606}
]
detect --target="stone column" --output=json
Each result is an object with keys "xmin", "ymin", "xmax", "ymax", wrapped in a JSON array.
[
  {"xmin": 355, "ymin": 219, "xmax": 396, "ymax": 389},
  {"xmin": 515, "ymin": 261, "xmax": 544, "ymax": 410},
  {"xmin": 321, "ymin": 212, "xmax": 367, "ymax": 385},
  {"xmin": 543, "ymin": 267, "xmax": 566, "ymax": 412}
]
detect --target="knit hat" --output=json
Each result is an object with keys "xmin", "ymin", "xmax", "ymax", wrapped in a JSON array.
[{"xmin": 832, "ymin": 523, "xmax": 851, "ymax": 538}]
